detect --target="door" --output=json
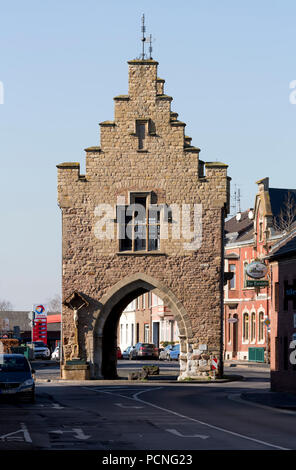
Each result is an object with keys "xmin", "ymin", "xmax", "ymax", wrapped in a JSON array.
[{"xmin": 152, "ymin": 322, "xmax": 160, "ymax": 348}]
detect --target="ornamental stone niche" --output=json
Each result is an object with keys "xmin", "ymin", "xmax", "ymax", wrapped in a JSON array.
[{"xmin": 57, "ymin": 58, "xmax": 230, "ymax": 380}]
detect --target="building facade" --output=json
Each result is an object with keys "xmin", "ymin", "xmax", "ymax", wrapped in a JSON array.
[
  {"xmin": 118, "ymin": 292, "xmax": 178, "ymax": 351},
  {"xmin": 224, "ymin": 177, "xmax": 296, "ymax": 362},
  {"xmin": 0, "ymin": 311, "xmax": 60, "ymax": 351},
  {"xmin": 268, "ymin": 229, "xmax": 296, "ymax": 392},
  {"xmin": 57, "ymin": 57, "xmax": 230, "ymax": 380}
]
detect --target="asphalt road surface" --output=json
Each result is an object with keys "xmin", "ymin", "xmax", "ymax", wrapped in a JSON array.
[{"xmin": 0, "ymin": 362, "xmax": 295, "ymax": 451}]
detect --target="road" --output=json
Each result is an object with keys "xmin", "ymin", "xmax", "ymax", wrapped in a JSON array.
[{"xmin": 0, "ymin": 361, "xmax": 295, "ymax": 451}]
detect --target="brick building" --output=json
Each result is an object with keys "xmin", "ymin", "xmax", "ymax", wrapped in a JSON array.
[
  {"xmin": 57, "ymin": 57, "xmax": 230, "ymax": 380},
  {"xmin": 268, "ymin": 228, "xmax": 296, "ymax": 392},
  {"xmin": 224, "ymin": 177, "xmax": 296, "ymax": 363},
  {"xmin": 118, "ymin": 292, "xmax": 178, "ymax": 352}
]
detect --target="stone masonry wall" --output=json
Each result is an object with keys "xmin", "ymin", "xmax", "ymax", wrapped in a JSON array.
[{"xmin": 57, "ymin": 59, "xmax": 230, "ymax": 379}]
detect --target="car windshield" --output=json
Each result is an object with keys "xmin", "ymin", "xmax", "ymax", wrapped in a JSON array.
[
  {"xmin": 0, "ymin": 356, "xmax": 30, "ymax": 372},
  {"xmin": 141, "ymin": 344, "xmax": 154, "ymax": 348},
  {"xmin": 34, "ymin": 342, "xmax": 46, "ymax": 347}
]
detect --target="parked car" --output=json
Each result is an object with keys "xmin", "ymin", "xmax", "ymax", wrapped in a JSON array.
[
  {"xmin": 117, "ymin": 346, "xmax": 122, "ymax": 359},
  {"xmin": 159, "ymin": 344, "xmax": 175, "ymax": 361},
  {"xmin": 122, "ymin": 346, "xmax": 134, "ymax": 360},
  {"xmin": 27, "ymin": 341, "xmax": 50, "ymax": 360},
  {"xmin": 168, "ymin": 344, "xmax": 180, "ymax": 361},
  {"xmin": 0, "ymin": 354, "xmax": 35, "ymax": 402},
  {"xmin": 129, "ymin": 343, "xmax": 159, "ymax": 360},
  {"xmin": 51, "ymin": 346, "xmax": 60, "ymax": 361}
]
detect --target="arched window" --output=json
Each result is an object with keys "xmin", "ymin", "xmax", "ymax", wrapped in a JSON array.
[
  {"xmin": 258, "ymin": 312, "xmax": 265, "ymax": 342},
  {"xmin": 243, "ymin": 313, "xmax": 249, "ymax": 342},
  {"xmin": 251, "ymin": 312, "xmax": 256, "ymax": 342}
]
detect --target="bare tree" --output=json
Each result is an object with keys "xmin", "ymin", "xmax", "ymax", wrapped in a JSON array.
[
  {"xmin": 0, "ymin": 299, "xmax": 13, "ymax": 311},
  {"xmin": 47, "ymin": 294, "xmax": 62, "ymax": 312},
  {"xmin": 273, "ymin": 192, "xmax": 296, "ymax": 233}
]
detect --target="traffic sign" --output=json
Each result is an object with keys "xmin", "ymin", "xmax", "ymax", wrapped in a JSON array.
[{"xmin": 211, "ymin": 357, "xmax": 218, "ymax": 370}]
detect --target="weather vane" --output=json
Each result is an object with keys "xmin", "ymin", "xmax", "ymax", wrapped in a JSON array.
[{"xmin": 140, "ymin": 14, "xmax": 153, "ymax": 60}]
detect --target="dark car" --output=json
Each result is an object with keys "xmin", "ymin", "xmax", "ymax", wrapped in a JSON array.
[
  {"xmin": 129, "ymin": 343, "xmax": 159, "ymax": 360},
  {"xmin": 0, "ymin": 354, "xmax": 35, "ymax": 402}
]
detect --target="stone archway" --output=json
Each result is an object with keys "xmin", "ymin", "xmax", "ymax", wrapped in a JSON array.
[{"xmin": 91, "ymin": 273, "xmax": 192, "ymax": 379}]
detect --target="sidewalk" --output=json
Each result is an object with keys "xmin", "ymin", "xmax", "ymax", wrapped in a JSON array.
[
  {"xmin": 241, "ymin": 390, "xmax": 296, "ymax": 411},
  {"xmin": 225, "ymin": 360, "xmax": 270, "ymax": 369}
]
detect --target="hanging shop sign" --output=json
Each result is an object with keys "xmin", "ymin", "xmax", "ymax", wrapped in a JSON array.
[
  {"xmin": 246, "ymin": 261, "xmax": 268, "ymax": 279},
  {"xmin": 246, "ymin": 280, "xmax": 269, "ymax": 288}
]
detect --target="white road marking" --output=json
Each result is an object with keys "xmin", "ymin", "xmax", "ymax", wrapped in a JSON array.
[
  {"xmin": 166, "ymin": 429, "xmax": 209, "ymax": 439},
  {"xmin": 115, "ymin": 403, "xmax": 144, "ymax": 409},
  {"xmin": 82, "ymin": 387, "xmax": 146, "ymax": 392},
  {"xmin": 81, "ymin": 385, "xmax": 290, "ymax": 450},
  {"xmin": 132, "ymin": 389, "xmax": 290, "ymax": 450},
  {"xmin": 50, "ymin": 428, "xmax": 90, "ymax": 440},
  {"xmin": 0, "ymin": 422, "xmax": 32, "ymax": 443},
  {"xmin": 51, "ymin": 403, "xmax": 64, "ymax": 409}
]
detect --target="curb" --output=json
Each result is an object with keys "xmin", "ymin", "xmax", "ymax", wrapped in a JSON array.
[{"xmin": 36, "ymin": 374, "xmax": 244, "ymax": 386}]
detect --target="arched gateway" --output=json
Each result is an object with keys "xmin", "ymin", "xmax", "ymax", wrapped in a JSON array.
[
  {"xmin": 93, "ymin": 273, "xmax": 192, "ymax": 379},
  {"xmin": 57, "ymin": 57, "xmax": 230, "ymax": 380}
]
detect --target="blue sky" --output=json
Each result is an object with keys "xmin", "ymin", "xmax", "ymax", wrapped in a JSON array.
[{"xmin": 1, "ymin": 0, "xmax": 296, "ymax": 309}]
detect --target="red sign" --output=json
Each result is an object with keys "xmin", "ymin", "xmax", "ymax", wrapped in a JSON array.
[
  {"xmin": 211, "ymin": 357, "xmax": 218, "ymax": 370},
  {"xmin": 32, "ymin": 317, "xmax": 47, "ymax": 343}
]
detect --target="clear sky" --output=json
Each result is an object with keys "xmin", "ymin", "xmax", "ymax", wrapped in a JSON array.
[{"xmin": 1, "ymin": 0, "xmax": 296, "ymax": 310}]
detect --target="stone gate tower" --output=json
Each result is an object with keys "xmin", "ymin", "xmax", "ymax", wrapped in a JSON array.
[{"xmin": 57, "ymin": 58, "xmax": 230, "ymax": 380}]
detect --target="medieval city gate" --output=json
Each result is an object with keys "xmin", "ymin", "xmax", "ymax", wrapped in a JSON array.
[{"xmin": 57, "ymin": 57, "xmax": 230, "ymax": 380}]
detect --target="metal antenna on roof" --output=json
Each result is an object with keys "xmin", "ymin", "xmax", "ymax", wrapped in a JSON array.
[
  {"xmin": 141, "ymin": 14, "xmax": 146, "ymax": 60},
  {"xmin": 148, "ymin": 34, "xmax": 153, "ymax": 59},
  {"xmin": 229, "ymin": 184, "xmax": 242, "ymax": 217},
  {"xmin": 231, "ymin": 184, "xmax": 237, "ymax": 215},
  {"xmin": 237, "ymin": 188, "xmax": 241, "ymax": 213},
  {"xmin": 140, "ymin": 15, "xmax": 153, "ymax": 60}
]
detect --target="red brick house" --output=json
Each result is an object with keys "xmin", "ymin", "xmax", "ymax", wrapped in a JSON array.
[
  {"xmin": 267, "ymin": 228, "xmax": 296, "ymax": 391},
  {"xmin": 224, "ymin": 177, "xmax": 296, "ymax": 362}
]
